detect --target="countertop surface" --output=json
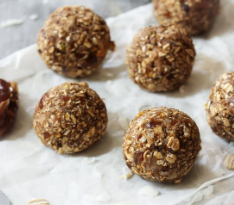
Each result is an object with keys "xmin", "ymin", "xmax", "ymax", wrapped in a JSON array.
[{"xmin": 0, "ymin": 0, "xmax": 150, "ymax": 59}]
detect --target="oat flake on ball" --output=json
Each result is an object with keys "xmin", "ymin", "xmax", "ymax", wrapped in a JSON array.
[
  {"xmin": 33, "ymin": 82, "xmax": 108, "ymax": 154},
  {"xmin": 206, "ymin": 72, "xmax": 234, "ymax": 141},
  {"xmin": 123, "ymin": 107, "xmax": 201, "ymax": 183},
  {"xmin": 37, "ymin": 6, "xmax": 115, "ymax": 78},
  {"xmin": 126, "ymin": 24, "xmax": 195, "ymax": 92},
  {"xmin": 153, "ymin": 0, "xmax": 220, "ymax": 35}
]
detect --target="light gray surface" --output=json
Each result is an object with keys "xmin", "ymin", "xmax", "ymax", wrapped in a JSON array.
[
  {"xmin": 0, "ymin": 0, "xmax": 150, "ymax": 59},
  {"xmin": 0, "ymin": 189, "xmax": 12, "ymax": 205}
]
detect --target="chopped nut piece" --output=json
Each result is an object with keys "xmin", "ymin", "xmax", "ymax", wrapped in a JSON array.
[
  {"xmin": 123, "ymin": 107, "xmax": 201, "ymax": 183},
  {"xmin": 126, "ymin": 24, "xmax": 195, "ymax": 92},
  {"xmin": 37, "ymin": 6, "xmax": 115, "ymax": 78},
  {"xmin": 153, "ymin": 0, "xmax": 220, "ymax": 35},
  {"xmin": 33, "ymin": 82, "xmax": 107, "ymax": 154},
  {"xmin": 206, "ymin": 72, "xmax": 234, "ymax": 141},
  {"xmin": 138, "ymin": 186, "xmax": 159, "ymax": 197},
  {"xmin": 225, "ymin": 154, "xmax": 234, "ymax": 170}
]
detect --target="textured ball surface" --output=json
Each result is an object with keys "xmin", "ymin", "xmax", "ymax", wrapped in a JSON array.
[
  {"xmin": 153, "ymin": 0, "xmax": 220, "ymax": 35},
  {"xmin": 126, "ymin": 24, "xmax": 195, "ymax": 92},
  {"xmin": 206, "ymin": 72, "xmax": 234, "ymax": 141},
  {"xmin": 123, "ymin": 107, "xmax": 201, "ymax": 183},
  {"xmin": 33, "ymin": 82, "xmax": 108, "ymax": 154},
  {"xmin": 37, "ymin": 6, "xmax": 115, "ymax": 78}
]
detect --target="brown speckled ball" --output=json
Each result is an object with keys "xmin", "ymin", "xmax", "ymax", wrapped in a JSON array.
[
  {"xmin": 126, "ymin": 24, "xmax": 195, "ymax": 92},
  {"xmin": 153, "ymin": 0, "xmax": 220, "ymax": 35},
  {"xmin": 37, "ymin": 6, "xmax": 115, "ymax": 78},
  {"xmin": 33, "ymin": 82, "xmax": 108, "ymax": 154},
  {"xmin": 206, "ymin": 72, "xmax": 234, "ymax": 141},
  {"xmin": 123, "ymin": 107, "xmax": 201, "ymax": 183}
]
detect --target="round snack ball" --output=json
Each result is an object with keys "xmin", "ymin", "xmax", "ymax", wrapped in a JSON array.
[
  {"xmin": 153, "ymin": 0, "xmax": 220, "ymax": 35},
  {"xmin": 0, "ymin": 79, "xmax": 19, "ymax": 137},
  {"xmin": 37, "ymin": 6, "xmax": 115, "ymax": 78},
  {"xmin": 206, "ymin": 72, "xmax": 234, "ymax": 141},
  {"xmin": 123, "ymin": 107, "xmax": 201, "ymax": 183},
  {"xmin": 33, "ymin": 82, "xmax": 108, "ymax": 154},
  {"xmin": 126, "ymin": 24, "xmax": 195, "ymax": 92}
]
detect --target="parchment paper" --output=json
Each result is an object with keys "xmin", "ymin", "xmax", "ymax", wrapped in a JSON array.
[{"xmin": 1, "ymin": 1, "xmax": 234, "ymax": 205}]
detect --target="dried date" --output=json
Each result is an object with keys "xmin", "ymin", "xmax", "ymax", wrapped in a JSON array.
[{"xmin": 0, "ymin": 79, "xmax": 19, "ymax": 137}]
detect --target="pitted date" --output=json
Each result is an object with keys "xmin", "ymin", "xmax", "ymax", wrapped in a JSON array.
[{"xmin": 0, "ymin": 79, "xmax": 19, "ymax": 137}]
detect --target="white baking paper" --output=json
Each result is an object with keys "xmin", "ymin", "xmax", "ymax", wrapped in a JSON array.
[{"xmin": 1, "ymin": 1, "xmax": 234, "ymax": 205}]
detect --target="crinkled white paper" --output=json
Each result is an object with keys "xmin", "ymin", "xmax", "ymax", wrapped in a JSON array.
[{"xmin": 1, "ymin": 1, "xmax": 234, "ymax": 205}]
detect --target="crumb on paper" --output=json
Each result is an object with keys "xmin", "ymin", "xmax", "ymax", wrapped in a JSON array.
[
  {"xmin": 82, "ymin": 157, "xmax": 97, "ymax": 165},
  {"xmin": 121, "ymin": 171, "xmax": 133, "ymax": 180},
  {"xmin": 1, "ymin": 19, "xmax": 24, "ymax": 28},
  {"xmin": 30, "ymin": 14, "xmax": 39, "ymax": 21},
  {"xmin": 85, "ymin": 193, "xmax": 112, "ymax": 202},
  {"xmin": 225, "ymin": 154, "xmax": 234, "ymax": 170},
  {"xmin": 121, "ymin": 166, "xmax": 134, "ymax": 180},
  {"xmin": 138, "ymin": 186, "xmax": 159, "ymax": 197},
  {"xmin": 179, "ymin": 85, "xmax": 185, "ymax": 94},
  {"xmin": 29, "ymin": 198, "xmax": 49, "ymax": 205}
]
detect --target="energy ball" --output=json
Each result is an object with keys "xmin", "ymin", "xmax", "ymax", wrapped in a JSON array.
[
  {"xmin": 126, "ymin": 24, "xmax": 195, "ymax": 92},
  {"xmin": 33, "ymin": 82, "xmax": 108, "ymax": 154},
  {"xmin": 153, "ymin": 0, "xmax": 220, "ymax": 35},
  {"xmin": 123, "ymin": 107, "xmax": 201, "ymax": 183},
  {"xmin": 0, "ymin": 79, "xmax": 19, "ymax": 138},
  {"xmin": 206, "ymin": 72, "xmax": 234, "ymax": 141},
  {"xmin": 37, "ymin": 6, "xmax": 115, "ymax": 78}
]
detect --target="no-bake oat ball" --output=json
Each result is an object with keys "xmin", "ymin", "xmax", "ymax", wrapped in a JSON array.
[
  {"xmin": 33, "ymin": 82, "xmax": 108, "ymax": 154},
  {"xmin": 123, "ymin": 107, "xmax": 201, "ymax": 183},
  {"xmin": 153, "ymin": 0, "xmax": 220, "ymax": 35},
  {"xmin": 206, "ymin": 72, "xmax": 234, "ymax": 141},
  {"xmin": 126, "ymin": 24, "xmax": 195, "ymax": 92},
  {"xmin": 0, "ymin": 79, "xmax": 19, "ymax": 138},
  {"xmin": 37, "ymin": 6, "xmax": 115, "ymax": 78}
]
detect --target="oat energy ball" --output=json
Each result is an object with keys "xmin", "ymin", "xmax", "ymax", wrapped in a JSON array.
[
  {"xmin": 153, "ymin": 0, "xmax": 220, "ymax": 35},
  {"xmin": 0, "ymin": 79, "xmax": 19, "ymax": 138},
  {"xmin": 33, "ymin": 82, "xmax": 107, "ymax": 154},
  {"xmin": 126, "ymin": 24, "xmax": 195, "ymax": 92},
  {"xmin": 123, "ymin": 107, "xmax": 201, "ymax": 183},
  {"xmin": 37, "ymin": 6, "xmax": 115, "ymax": 78},
  {"xmin": 206, "ymin": 72, "xmax": 234, "ymax": 141}
]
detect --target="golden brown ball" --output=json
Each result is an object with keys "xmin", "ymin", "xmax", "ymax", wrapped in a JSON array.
[
  {"xmin": 123, "ymin": 107, "xmax": 201, "ymax": 183},
  {"xmin": 153, "ymin": 0, "xmax": 220, "ymax": 35},
  {"xmin": 206, "ymin": 72, "xmax": 234, "ymax": 141},
  {"xmin": 33, "ymin": 82, "xmax": 108, "ymax": 154},
  {"xmin": 37, "ymin": 6, "xmax": 115, "ymax": 78},
  {"xmin": 126, "ymin": 24, "xmax": 195, "ymax": 92}
]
